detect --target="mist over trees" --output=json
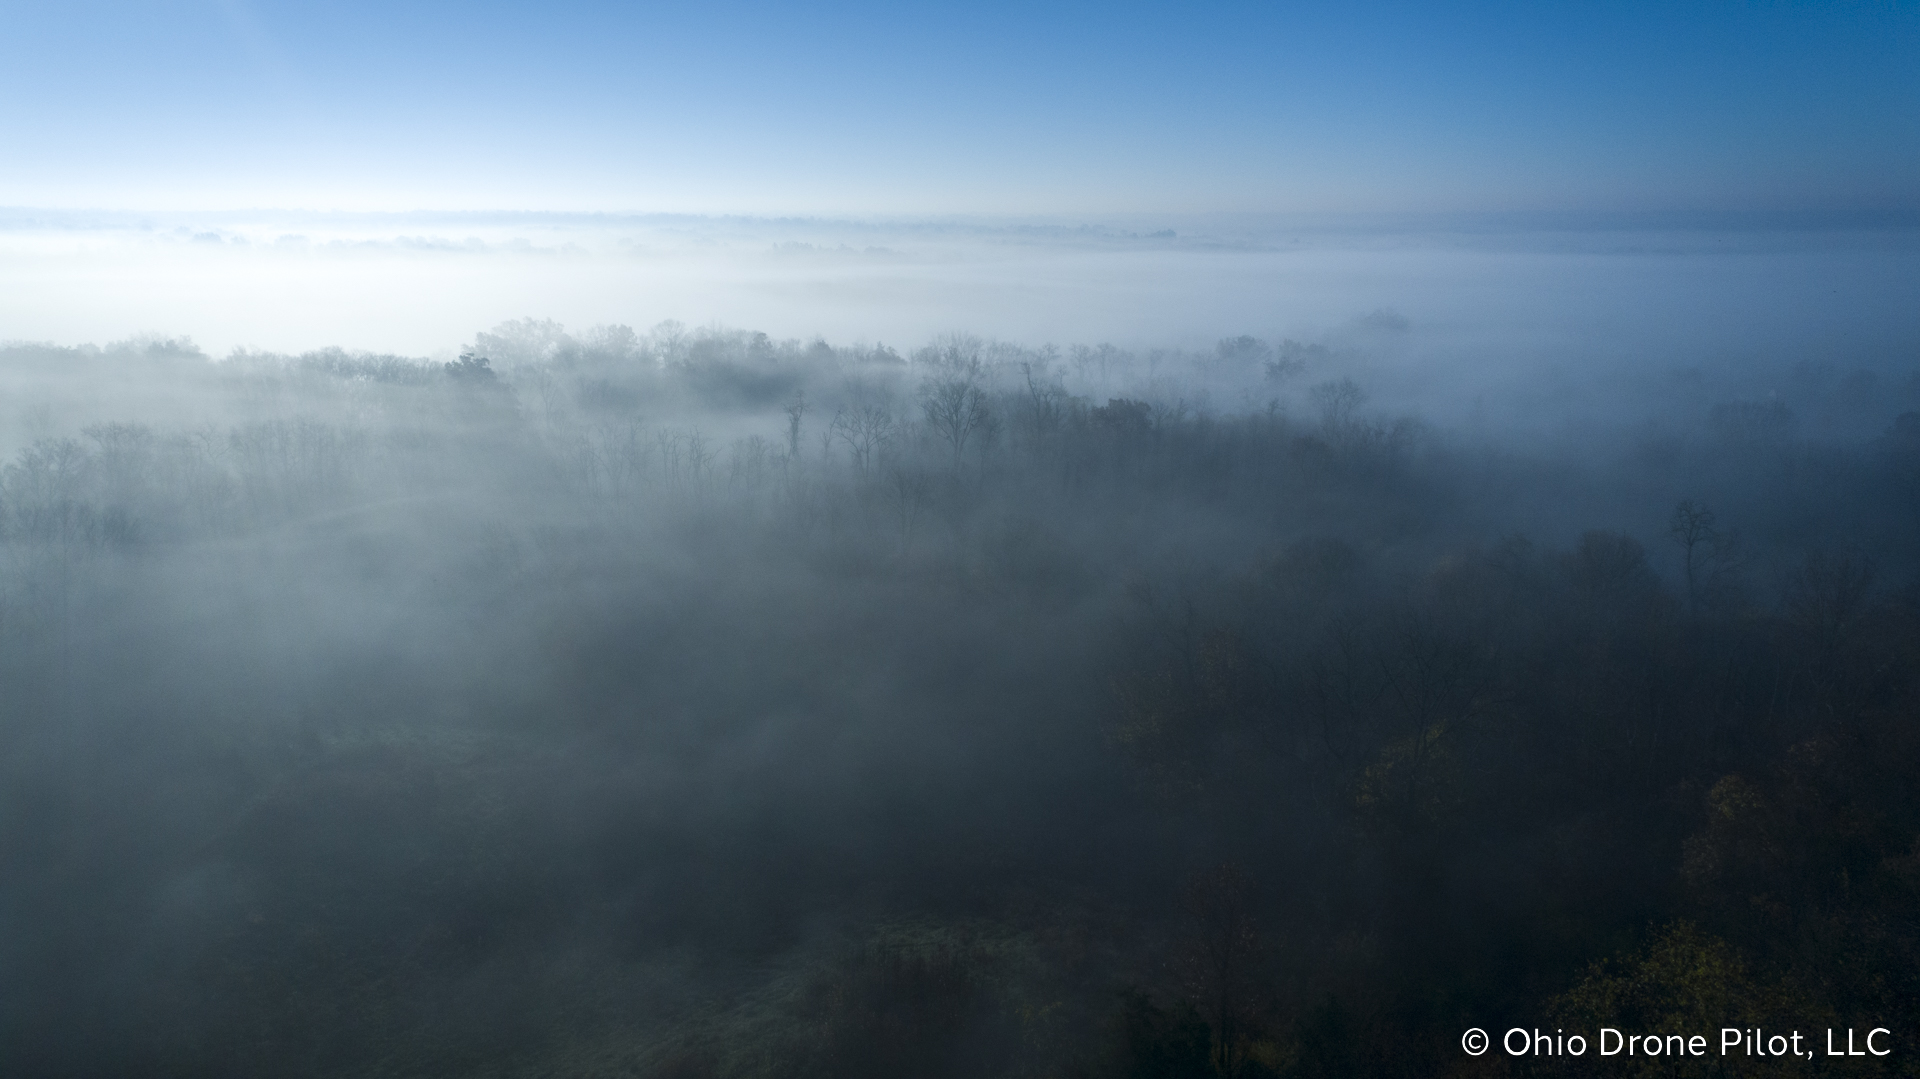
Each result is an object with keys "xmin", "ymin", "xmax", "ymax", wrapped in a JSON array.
[{"xmin": 1, "ymin": 320, "xmax": 1918, "ymax": 1077}]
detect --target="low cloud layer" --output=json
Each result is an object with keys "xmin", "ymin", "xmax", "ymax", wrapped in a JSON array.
[{"xmin": 6, "ymin": 213, "xmax": 1916, "ymax": 397}]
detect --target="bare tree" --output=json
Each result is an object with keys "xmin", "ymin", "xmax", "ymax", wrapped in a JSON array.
[
  {"xmin": 1669, "ymin": 500, "xmax": 1717, "ymax": 614},
  {"xmin": 886, "ymin": 467, "xmax": 929, "ymax": 551},
  {"xmin": 1178, "ymin": 863, "xmax": 1264, "ymax": 1077},
  {"xmin": 1668, "ymin": 500, "xmax": 1743, "ymax": 614},
  {"xmin": 1783, "ymin": 550, "xmax": 1876, "ymax": 655},
  {"xmin": 920, "ymin": 360, "xmax": 991, "ymax": 466},
  {"xmin": 1068, "ymin": 342, "xmax": 1127, "ymax": 397},
  {"xmin": 831, "ymin": 402, "xmax": 898, "ymax": 476},
  {"xmin": 728, "ymin": 435, "xmax": 774, "ymax": 490},
  {"xmin": 650, "ymin": 319, "xmax": 688, "ymax": 364},
  {"xmin": 783, "ymin": 391, "xmax": 808, "ymax": 462},
  {"xmin": 1309, "ymin": 378, "xmax": 1366, "ymax": 440},
  {"xmin": 1017, "ymin": 360, "xmax": 1069, "ymax": 451}
]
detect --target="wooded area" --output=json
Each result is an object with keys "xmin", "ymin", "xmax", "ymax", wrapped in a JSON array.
[{"xmin": 2, "ymin": 326, "xmax": 1916, "ymax": 1077}]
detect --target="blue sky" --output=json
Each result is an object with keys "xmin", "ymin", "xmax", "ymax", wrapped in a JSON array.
[{"xmin": 2, "ymin": 1, "xmax": 1916, "ymax": 215}]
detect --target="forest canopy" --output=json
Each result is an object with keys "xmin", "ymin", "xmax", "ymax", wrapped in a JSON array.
[{"xmin": 1, "ymin": 322, "xmax": 1916, "ymax": 1078}]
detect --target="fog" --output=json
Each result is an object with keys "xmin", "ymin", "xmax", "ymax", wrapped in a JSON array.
[
  {"xmin": 7, "ymin": 210, "xmax": 1917, "ymax": 427},
  {"xmin": 3, "ymin": 216, "xmax": 1919, "ymax": 1077}
]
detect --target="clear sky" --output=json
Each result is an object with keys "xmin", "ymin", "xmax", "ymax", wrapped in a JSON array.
[{"xmin": 3, "ymin": 1, "xmax": 1917, "ymax": 216}]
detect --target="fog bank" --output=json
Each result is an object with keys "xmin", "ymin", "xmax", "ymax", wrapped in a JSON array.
[{"xmin": 6, "ymin": 212, "xmax": 1916, "ymax": 426}]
